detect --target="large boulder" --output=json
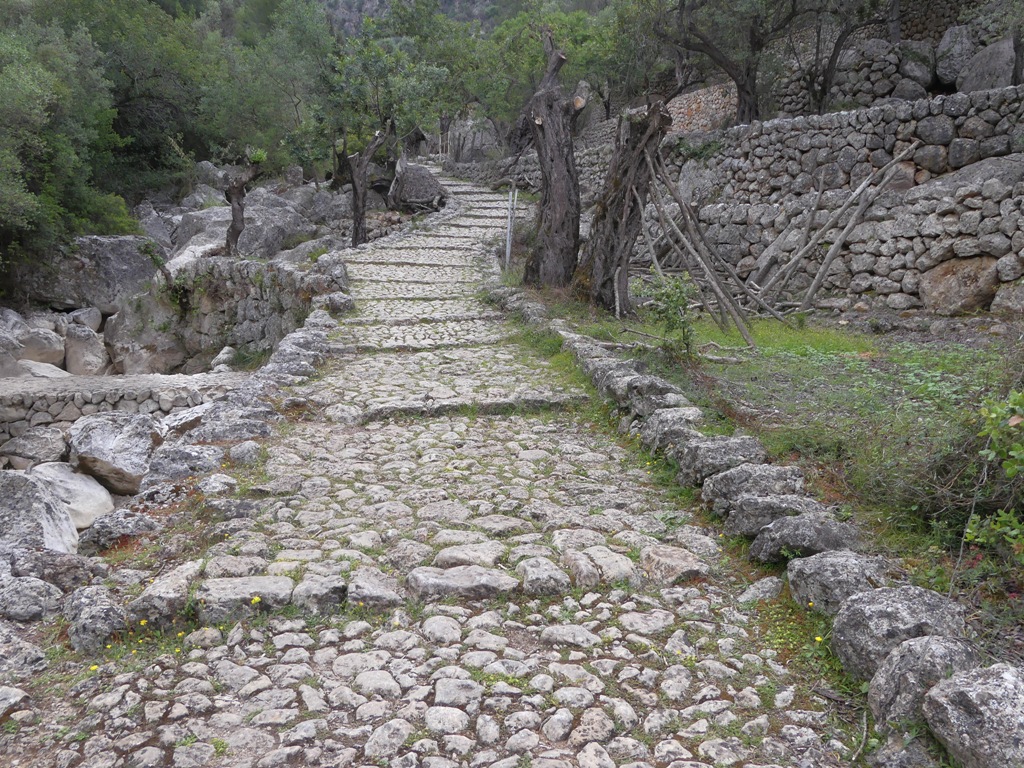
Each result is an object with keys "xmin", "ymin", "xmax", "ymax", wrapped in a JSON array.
[
  {"xmin": 141, "ymin": 444, "xmax": 225, "ymax": 490},
  {"xmin": 180, "ymin": 183, "xmax": 226, "ymax": 210},
  {"xmin": 0, "ymin": 621, "xmax": 46, "ymax": 680},
  {"xmin": 869, "ymin": 636, "xmax": 981, "ymax": 733},
  {"xmin": 68, "ymin": 412, "xmax": 163, "ymax": 495},
  {"xmin": 958, "ymin": 37, "xmax": 1015, "ymax": 94},
  {"xmin": 787, "ymin": 550, "xmax": 893, "ymax": 616},
  {"xmin": 63, "ymin": 323, "xmax": 109, "ymax": 375},
  {"xmin": 15, "ymin": 328, "xmax": 64, "ymax": 367},
  {"xmin": 992, "ymin": 281, "xmax": 1024, "ymax": 314},
  {"xmin": 387, "ymin": 163, "xmax": 448, "ymax": 212},
  {"xmin": 748, "ymin": 513, "xmax": 859, "ymax": 562},
  {"xmin": 134, "ymin": 202, "xmax": 173, "ymax": 250},
  {"xmin": 899, "ymin": 40, "xmax": 936, "ymax": 88},
  {"xmin": 0, "ymin": 332, "xmax": 24, "ymax": 378},
  {"xmin": 0, "ymin": 473, "xmax": 78, "ymax": 554},
  {"xmin": 919, "ymin": 257, "xmax": 999, "ymax": 315},
  {"xmin": 0, "ymin": 427, "xmax": 67, "ymax": 470},
  {"xmin": 28, "ymin": 462, "xmax": 114, "ymax": 529},
  {"xmin": 832, "ymin": 586, "xmax": 966, "ymax": 680},
  {"xmin": 194, "ymin": 161, "xmax": 229, "ymax": 191},
  {"xmin": 10, "ymin": 549, "xmax": 97, "ymax": 593},
  {"xmin": 173, "ymin": 200, "xmax": 315, "ymax": 260},
  {"xmin": 103, "ymin": 297, "xmax": 185, "ymax": 375},
  {"xmin": 7, "ymin": 236, "xmax": 162, "ymax": 315},
  {"xmin": 923, "ymin": 663, "xmax": 1024, "ymax": 768},
  {"xmin": 935, "ymin": 26, "xmax": 977, "ymax": 86},
  {"xmin": 77, "ymin": 509, "xmax": 161, "ymax": 556},
  {"xmin": 17, "ymin": 361, "xmax": 71, "ymax": 379},
  {"xmin": 0, "ymin": 577, "xmax": 62, "ymax": 621}
]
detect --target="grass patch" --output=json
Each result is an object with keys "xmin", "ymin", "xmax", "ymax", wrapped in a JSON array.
[{"xmin": 230, "ymin": 345, "xmax": 273, "ymax": 371}]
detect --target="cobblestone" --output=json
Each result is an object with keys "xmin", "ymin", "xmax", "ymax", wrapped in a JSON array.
[{"xmin": 6, "ymin": 167, "xmax": 851, "ymax": 768}]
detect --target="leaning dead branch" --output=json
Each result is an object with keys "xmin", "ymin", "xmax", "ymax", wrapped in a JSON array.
[
  {"xmin": 757, "ymin": 139, "xmax": 921, "ymax": 301},
  {"xmin": 639, "ymin": 138, "xmax": 922, "ymax": 328},
  {"xmin": 645, "ymin": 151, "xmax": 757, "ymax": 347}
]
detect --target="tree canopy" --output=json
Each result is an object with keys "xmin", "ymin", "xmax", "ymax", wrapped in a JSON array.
[{"xmin": 0, "ymin": 0, "xmax": 930, "ymax": 266}]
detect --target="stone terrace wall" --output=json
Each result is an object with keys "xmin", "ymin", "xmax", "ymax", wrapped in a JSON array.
[
  {"xmin": 660, "ymin": 86, "xmax": 1024, "ymax": 312},
  {"xmin": 667, "ymin": 83, "xmax": 737, "ymax": 133},
  {"xmin": 903, "ymin": 0, "xmax": 977, "ymax": 43},
  {"xmin": 446, "ymin": 85, "xmax": 1024, "ymax": 314},
  {"xmin": 106, "ymin": 251, "xmax": 349, "ymax": 374},
  {"xmin": 675, "ymin": 86, "xmax": 1024, "ymax": 207},
  {"xmin": 0, "ymin": 373, "xmax": 246, "ymax": 444}
]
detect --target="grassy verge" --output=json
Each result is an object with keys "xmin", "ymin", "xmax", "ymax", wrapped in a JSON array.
[{"xmin": 514, "ymin": 282, "xmax": 1024, "ymax": 664}]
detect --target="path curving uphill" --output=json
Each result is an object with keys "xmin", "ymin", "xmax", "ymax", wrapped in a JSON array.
[{"xmin": 6, "ymin": 172, "xmax": 850, "ymax": 768}]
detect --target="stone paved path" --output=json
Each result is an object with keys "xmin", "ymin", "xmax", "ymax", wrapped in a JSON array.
[{"xmin": 9, "ymin": 173, "xmax": 852, "ymax": 768}]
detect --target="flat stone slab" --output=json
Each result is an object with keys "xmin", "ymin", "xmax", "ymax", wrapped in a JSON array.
[
  {"xmin": 194, "ymin": 576, "xmax": 295, "ymax": 624},
  {"xmin": 641, "ymin": 544, "xmax": 710, "ymax": 584},
  {"xmin": 405, "ymin": 566, "xmax": 519, "ymax": 601}
]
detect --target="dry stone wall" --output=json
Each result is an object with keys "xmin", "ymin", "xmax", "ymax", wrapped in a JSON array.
[
  {"xmin": 665, "ymin": 86, "xmax": 1024, "ymax": 312},
  {"xmin": 666, "ymin": 84, "xmax": 737, "ymax": 133},
  {"xmin": 0, "ymin": 373, "xmax": 245, "ymax": 445},
  {"xmin": 447, "ymin": 85, "xmax": 1024, "ymax": 314}
]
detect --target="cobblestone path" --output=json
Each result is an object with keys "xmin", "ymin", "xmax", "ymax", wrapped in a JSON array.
[{"xmin": 13, "ymin": 174, "xmax": 852, "ymax": 768}]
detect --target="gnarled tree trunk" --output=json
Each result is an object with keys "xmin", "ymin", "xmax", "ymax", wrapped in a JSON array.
[
  {"xmin": 225, "ymin": 164, "xmax": 261, "ymax": 256},
  {"xmin": 342, "ymin": 129, "xmax": 388, "ymax": 247},
  {"xmin": 573, "ymin": 102, "xmax": 672, "ymax": 314},
  {"xmin": 520, "ymin": 30, "xmax": 588, "ymax": 288}
]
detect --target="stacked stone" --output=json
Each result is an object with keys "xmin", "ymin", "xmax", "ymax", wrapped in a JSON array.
[
  {"xmin": 900, "ymin": 0, "xmax": 964, "ymax": 44},
  {"xmin": 830, "ymin": 38, "xmax": 901, "ymax": 109},
  {"xmin": 665, "ymin": 84, "xmax": 737, "ymax": 133},
  {"xmin": 677, "ymin": 87, "xmax": 1023, "ymax": 208},
  {"xmin": 0, "ymin": 376, "xmax": 241, "ymax": 445}
]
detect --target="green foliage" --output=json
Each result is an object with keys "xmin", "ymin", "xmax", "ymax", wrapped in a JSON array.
[
  {"xmin": 0, "ymin": 15, "xmax": 133, "ymax": 261},
  {"xmin": 967, "ymin": 391, "xmax": 1024, "ymax": 564},
  {"xmin": 670, "ymin": 136, "xmax": 724, "ymax": 163},
  {"xmin": 472, "ymin": 5, "xmax": 620, "ymax": 130},
  {"xmin": 979, "ymin": 390, "xmax": 1024, "ymax": 479},
  {"xmin": 635, "ymin": 273, "xmax": 697, "ymax": 359}
]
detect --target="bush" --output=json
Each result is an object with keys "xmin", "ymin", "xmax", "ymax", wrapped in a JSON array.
[
  {"xmin": 635, "ymin": 273, "xmax": 697, "ymax": 360},
  {"xmin": 967, "ymin": 391, "xmax": 1024, "ymax": 565}
]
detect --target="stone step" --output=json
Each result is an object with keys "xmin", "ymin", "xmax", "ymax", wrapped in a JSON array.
[
  {"xmin": 351, "ymin": 282, "xmax": 480, "ymax": 299},
  {"xmin": 330, "ymin": 318, "xmax": 513, "ymax": 351},
  {"xmin": 348, "ymin": 264, "xmax": 481, "ymax": 283},
  {"xmin": 286, "ymin": 344, "xmax": 589, "ymax": 416}
]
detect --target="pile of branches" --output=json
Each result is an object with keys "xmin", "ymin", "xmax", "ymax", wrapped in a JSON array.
[{"xmin": 636, "ymin": 139, "xmax": 922, "ymax": 347}]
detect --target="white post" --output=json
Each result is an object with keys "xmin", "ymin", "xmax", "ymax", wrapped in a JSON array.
[{"xmin": 505, "ymin": 183, "xmax": 515, "ymax": 271}]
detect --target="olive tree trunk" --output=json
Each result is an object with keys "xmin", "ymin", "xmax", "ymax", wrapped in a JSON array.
[
  {"xmin": 225, "ymin": 164, "xmax": 261, "ymax": 256},
  {"xmin": 521, "ymin": 31, "xmax": 588, "ymax": 288},
  {"xmin": 342, "ymin": 129, "xmax": 388, "ymax": 247},
  {"xmin": 573, "ymin": 102, "xmax": 672, "ymax": 314}
]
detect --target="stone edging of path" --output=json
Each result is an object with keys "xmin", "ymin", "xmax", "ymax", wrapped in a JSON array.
[{"xmin": 485, "ymin": 284, "xmax": 1024, "ymax": 768}]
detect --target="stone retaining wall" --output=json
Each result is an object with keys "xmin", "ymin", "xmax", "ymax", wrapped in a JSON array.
[
  {"xmin": 663, "ymin": 86, "xmax": 1024, "ymax": 312},
  {"xmin": 675, "ymin": 86, "xmax": 1024, "ymax": 206},
  {"xmin": 450, "ymin": 86, "xmax": 1024, "ymax": 314},
  {"xmin": 106, "ymin": 250, "xmax": 349, "ymax": 374},
  {"xmin": 666, "ymin": 83, "xmax": 737, "ymax": 133},
  {"xmin": 0, "ymin": 373, "xmax": 247, "ymax": 444}
]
